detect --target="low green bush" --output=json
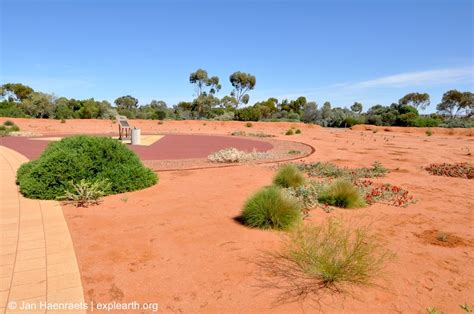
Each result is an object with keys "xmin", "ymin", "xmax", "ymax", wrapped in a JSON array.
[
  {"xmin": 318, "ymin": 180, "xmax": 365, "ymax": 208},
  {"xmin": 273, "ymin": 164, "xmax": 306, "ymax": 188},
  {"xmin": 285, "ymin": 129, "xmax": 294, "ymax": 135},
  {"xmin": 17, "ymin": 136, "xmax": 158, "ymax": 199},
  {"xmin": 283, "ymin": 219, "xmax": 393, "ymax": 286},
  {"xmin": 241, "ymin": 186, "xmax": 302, "ymax": 230},
  {"xmin": 3, "ymin": 120, "xmax": 14, "ymax": 126}
]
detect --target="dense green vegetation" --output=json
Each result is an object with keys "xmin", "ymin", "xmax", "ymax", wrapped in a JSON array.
[
  {"xmin": 1, "ymin": 73, "xmax": 473, "ymax": 127},
  {"xmin": 241, "ymin": 186, "xmax": 302, "ymax": 230},
  {"xmin": 17, "ymin": 136, "xmax": 157, "ymax": 199}
]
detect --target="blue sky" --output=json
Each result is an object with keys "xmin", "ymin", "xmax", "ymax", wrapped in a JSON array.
[{"xmin": 1, "ymin": 0, "xmax": 473, "ymax": 112}]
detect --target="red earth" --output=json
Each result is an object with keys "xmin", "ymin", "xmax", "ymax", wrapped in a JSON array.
[{"xmin": 1, "ymin": 118, "xmax": 473, "ymax": 313}]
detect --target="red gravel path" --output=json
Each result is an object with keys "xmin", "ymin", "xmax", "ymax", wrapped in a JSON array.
[{"xmin": 0, "ymin": 134, "xmax": 273, "ymax": 160}]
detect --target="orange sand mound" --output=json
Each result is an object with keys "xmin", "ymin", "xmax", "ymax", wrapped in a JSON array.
[{"xmin": 2, "ymin": 118, "xmax": 473, "ymax": 313}]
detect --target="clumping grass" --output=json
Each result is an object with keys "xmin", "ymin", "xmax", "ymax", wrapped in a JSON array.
[
  {"xmin": 3, "ymin": 120, "xmax": 14, "ymax": 126},
  {"xmin": 59, "ymin": 179, "xmax": 110, "ymax": 207},
  {"xmin": 245, "ymin": 122, "xmax": 253, "ymax": 128},
  {"xmin": 273, "ymin": 164, "xmax": 306, "ymax": 188},
  {"xmin": 426, "ymin": 129, "xmax": 433, "ymax": 136},
  {"xmin": 285, "ymin": 129, "xmax": 294, "ymax": 135},
  {"xmin": 298, "ymin": 161, "xmax": 388, "ymax": 180},
  {"xmin": 295, "ymin": 129, "xmax": 301, "ymax": 134},
  {"xmin": 61, "ymin": 119, "xmax": 66, "ymax": 123},
  {"xmin": 282, "ymin": 219, "xmax": 393, "ymax": 286},
  {"xmin": 10, "ymin": 125, "xmax": 20, "ymax": 131},
  {"xmin": 318, "ymin": 180, "xmax": 366, "ymax": 208},
  {"xmin": 288, "ymin": 150, "xmax": 301, "ymax": 155},
  {"xmin": 241, "ymin": 186, "xmax": 302, "ymax": 230}
]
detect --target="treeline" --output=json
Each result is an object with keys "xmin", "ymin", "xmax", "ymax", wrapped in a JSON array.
[{"xmin": 1, "ymin": 69, "xmax": 473, "ymax": 128}]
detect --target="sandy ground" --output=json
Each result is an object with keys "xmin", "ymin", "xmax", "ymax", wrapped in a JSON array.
[{"xmin": 2, "ymin": 118, "xmax": 473, "ymax": 313}]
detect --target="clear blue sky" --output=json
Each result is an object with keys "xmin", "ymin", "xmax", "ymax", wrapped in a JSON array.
[{"xmin": 1, "ymin": 0, "xmax": 473, "ymax": 112}]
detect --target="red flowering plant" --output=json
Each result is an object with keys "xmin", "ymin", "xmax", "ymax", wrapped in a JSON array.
[{"xmin": 425, "ymin": 163, "xmax": 473, "ymax": 179}]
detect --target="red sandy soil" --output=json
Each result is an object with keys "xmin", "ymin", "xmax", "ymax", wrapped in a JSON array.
[{"xmin": 2, "ymin": 118, "xmax": 474, "ymax": 313}]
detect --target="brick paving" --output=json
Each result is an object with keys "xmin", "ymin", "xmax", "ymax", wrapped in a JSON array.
[{"xmin": 0, "ymin": 146, "xmax": 85, "ymax": 313}]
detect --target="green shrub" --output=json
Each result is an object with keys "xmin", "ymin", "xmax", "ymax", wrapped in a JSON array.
[
  {"xmin": 0, "ymin": 125, "xmax": 6, "ymax": 131},
  {"xmin": 245, "ymin": 122, "xmax": 253, "ymax": 128},
  {"xmin": 59, "ymin": 179, "xmax": 111, "ymax": 207},
  {"xmin": 3, "ymin": 120, "xmax": 14, "ymax": 126},
  {"xmin": 17, "ymin": 136, "xmax": 158, "ymax": 199},
  {"xmin": 283, "ymin": 219, "xmax": 393, "ymax": 286},
  {"xmin": 273, "ymin": 164, "xmax": 306, "ymax": 188},
  {"xmin": 9, "ymin": 125, "xmax": 20, "ymax": 132},
  {"xmin": 295, "ymin": 129, "xmax": 301, "ymax": 134},
  {"xmin": 241, "ymin": 186, "xmax": 302, "ymax": 230},
  {"xmin": 318, "ymin": 180, "xmax": 366, "ymax": 208},
  {"xmin": 426, "ymin": 129, "xmax": 432, "ymax": 136},
  {"xmin": 285, "ymin": 129, "xmax": 294, "ymax": 135}
]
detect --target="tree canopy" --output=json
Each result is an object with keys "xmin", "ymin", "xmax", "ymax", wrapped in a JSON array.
[{"xmin": 229, "ymin": 71, "xmax": 256, "ymax": 107}]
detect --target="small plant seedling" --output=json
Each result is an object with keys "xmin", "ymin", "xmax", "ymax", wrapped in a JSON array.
[
  {"xmin": 426, "ymin": 307, "xmax": 442, "ymax": 314},
  {"xmin": 436, "ymin": 232, "xmax": 449, "ymax": 242},
  {"xmin": 426, "ymin": 129, "xmax": 433, "ymax": 136},
  {"xmin": 120, "ymin": 196, "xmax": 128, "ymax": 202},
  {"xmin": 460, "ymin": 303, "xmax": 472, "ymax": 313},
  {"xmin": 245, "ymin": 122, "xmax": 253, "ymax": 128}
]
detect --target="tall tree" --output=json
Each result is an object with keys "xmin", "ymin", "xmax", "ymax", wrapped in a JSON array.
[
  {"xmin": 436, "ymin": 90, "xmax": 473, "ymax": 118},
  {"xmin": 114, "ymin": 95, "xmax": 139, "ymax": 110},
  {"xmin": 399, "ymin": 92, "xmax": 430, "ymax": 110},
  {"xmin": 1, "ymin": 83, "xmax": 34, "ymax": 101},
  {"xmin": 229, "ymin": 71, "xmax": 256, "ymax": 107},
  {"xmin": 350, "ymin": 102, "xmax": 363, "ymax": 114},
  {"xmin": 189, "ymin": 69, "xmax": 221, "ymax": 97}
]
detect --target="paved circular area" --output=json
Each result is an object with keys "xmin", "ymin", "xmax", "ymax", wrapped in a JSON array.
[{"xmin": 0, "ymin": 134, "xmax": 273, "ymax": 161}]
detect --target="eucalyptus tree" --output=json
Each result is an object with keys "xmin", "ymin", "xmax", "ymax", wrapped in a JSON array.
[
  {"xmin": 399, "ymin": 92, "xmax": 430, "ymax": 110},
  {"xmin": 189, "ymin": 69, "xmax": 221, "ymax": 97},
  {"xmin": 229, "ymin": 71, "xmax": 256, "ymax": 107}
]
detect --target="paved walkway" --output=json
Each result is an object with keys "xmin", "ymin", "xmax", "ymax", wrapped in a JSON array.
[{"xmin": 0, "ymin": 146, "xmax": 85, "ymax": 313}]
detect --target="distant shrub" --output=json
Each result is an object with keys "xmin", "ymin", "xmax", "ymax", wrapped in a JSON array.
[
  {"xmin": 295, "ymin": 129, "xmax": 301, "ymax": 134},
  {"xmin": 285, "ymin": 129, "xmax": 294, "ymax": 135},
  {"xmin": 414, "ymin": 116, "xmax": 441, "ymax": 127},
  {"xmin": 273, "ymin": 164, "xmax": 306, "ymax": 188},
  {"xmin": 61, "ymin": 118, "xmax": 66, "ymax": 123},
  {"xmin": 3, "ymin": 120, "xmax": 14, "ymax": 126},
  {"xmin": 318, "ymin": 180, "xmax": 366, "ymax": 208},
  {"xmin": 241, "ymin": 186, "xmax": 301, "ymax": 230},
  {"xmin": 288, "ymin": 150, "xmax": 301, "ymax": 155},
  {"xmin": 425, "ymin": 129, "xmax": 432, "ymax": 136},
  {"xmin": 17, "ymin": 136, "xmax": 158, "ymax": 199},
  {"xmin": 59, "ymin": 179, "xmax": 111, "ymax": 207},
  {"xmin": 283, "ymin": 219, "xmax": 393, "ymax": 286},
  {"xmin": 9, "ymin": 125, "xmax": 20, "ymax": 132},
  {"xmin": 245, "ymin": 122, "xmax": 253, "ymax": 128}
]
